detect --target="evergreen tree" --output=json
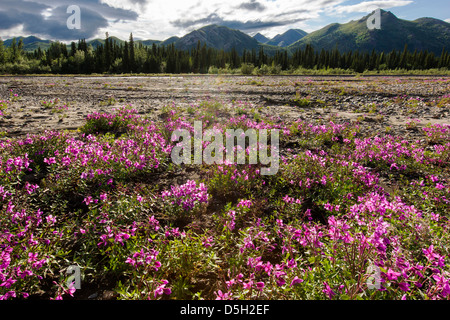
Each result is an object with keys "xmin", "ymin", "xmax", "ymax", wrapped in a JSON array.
[
  {"xmin": 10, "ymin": 38, "xmax": 18, "ymax": 63},
  {"xmin": 0, "ymin": 31, "xmax": 445, "ymax": 74},
  {"xmin": 438, "ymin": 48, "xmax": 447, "ymax": 68},
  {"xmin": 411, "ymin": 50, "xmax": 418, "ymax": 69},
  {"xmin": 123, "ymin": 41, "xmax": 130, "ymax": 72},
  {"xmin": 84, "ymin": 45, "xmax": 95, "ymax": 73},
  {"xmin": 129, "ymin": 33, "xmax": 136, "ymax": 72},
  {"xmin": 105, "ymin": 32, "xmax": 111, "ymax": 72},
  {"xmin": 17, "ymin": 39, "xmax": 24, "ymax": 61},
  {"xmin": 77, "ymin": 39, "xmax": 87, "ymax": 52},
  {"xmin": 304, "ymin": 44, "xmax": 314, "ymax": 69},
  {"xmin": 0, "ymin": 39, "xmax": 4, "ymax": 64},
  {"xmin": 399, "ymin": 44, "xmax": 408, "ymax": 69},
  {"xmin": 258, "ymin": 46, "xmax": 266, "ymax": 67},
  {"xmin": 369, "ymin": 49, "xmax": 377, "ymax": 70},
  {"xmin": 230, "ymin": 47, "xmax": 240, "ymax": 69},
  {"xmin": 318, "ymin": 49, "xmax": 326, "ymax": 69},
  {"xmin": 424, "ymin": 51, "xmax": 435, "ymax": 69},
  {"xmin": 70, "ymin": 42, "xmax": 77, "ymax": 56},
  {"xmin": 95, "ymin": 45, "xmax": 104, "ymax": 72},
  {"xmin": 282, "ymin": 51, "xmax": 288, "ymax": 70}
]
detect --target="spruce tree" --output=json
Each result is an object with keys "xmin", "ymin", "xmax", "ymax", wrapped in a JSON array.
[
  {"xmin": 105, "ymin": 32, "xmax": 111, "ymax": 72},
  {"xmin": 438, "ymin": 48, "xmax": 446, "ymax": 68},
  {"xmin": 11, "ymin": 38, "xmax": 18, "ymax": 63},
  {"xmin": 399, "ymin": 44, "xmax": 408, "ymax": 69},
  {"xmin": 18, "ymin": 38, "xmax": 24, "ymax": 61},
  {"xmin": 0, "ymin": 39, "xmax": 4, "ymax": 64},
  {"xmin": 123, "ymin": 41, "xmax": 130, "ymax": 72},
  {"xmin": 129, "ymin": 33, "xmax": 136, "ymax": 72}
]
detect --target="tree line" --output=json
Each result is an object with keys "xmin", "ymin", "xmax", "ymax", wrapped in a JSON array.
[{"xmin": 0, "ymin": 33, "xmax": 449, "ymax": 74}]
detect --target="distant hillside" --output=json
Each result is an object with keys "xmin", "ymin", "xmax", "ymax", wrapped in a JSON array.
[
  {"xmin": 3, "ymin": 36, "xmax": 52, "ymax": 51},
  {"xmin": 160, "ymin": 36, "xmax": 180, "ymax": 47},
  {"xmin": 266, "ymin": 29, "xmax": 307, "ymax": 47},
  {"xmin": 87, "ymin": 36, "xmax": 125, "ymax": 49},
  {"xmin": 140, "ymin": 40, "xmax": 162, "ymax": 46},
  {"xmin": 253, "ymin": 32, "xmax": 270, "ymax": 43},
  {"xmin": 289, "ymin": 10, "xmax": 450, "ymax": 55},
  {"xmin": 87, "ymin": 37, "xmax": 161, "ymax": 48},
  {"xmin": 169, "ymin": 25, "xmax": 260, "ymax": 54}
]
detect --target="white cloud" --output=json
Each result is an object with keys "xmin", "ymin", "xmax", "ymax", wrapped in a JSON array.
[
  {"xmin": 332, "ymin": 0, "xmax": 413, "ymax": 14},
  {"xmin": 0, "ymin": 0, "xmax": 423, "ymax": 41},
  {"xmin": 96, "ymin": 0, "xmax": 346, "ymax": 40},
  {"xmin": 0, "ymin": 24, "xmax": 27, "ymax": 40},
  {"xmin": 445, "ymin": 18, "xmax": 450, "ymax": 23}
]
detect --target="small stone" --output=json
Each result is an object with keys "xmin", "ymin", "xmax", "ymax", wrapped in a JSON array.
[{"xmin": 88, "ymin": 292, "xmax": 99, "ymax": 300}]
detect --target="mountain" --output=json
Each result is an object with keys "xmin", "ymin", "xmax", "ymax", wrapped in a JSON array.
[
  {"xmin": 87, "ymin": 37, "xmax": 163, "ymax": 49},
  {"xmin": 1, "ymin": 27, "xmax": 280, "ymax": 56},
  {"xmin": 87, "ymin": 36, "xmax": 125, "ymax": 49},
  {"xmin": 3, "ymin": 11, "xmax": 449, "ymax": 55},
  {"xmin": 170, "ymin": 25, "xmax": 260, "ymax": 54},
  {"xmin": 3, "ymin": 36, "xmax": 52, "ymax": 51},
  {"xmin": 289, "ymin": 10, "xmax": 450, "ymax": 55},
  {"xmin": 140, "ymin": 40, "xmax": 162, "ymax": 46},
  {"xmin": 266, "ymin": 29, "xmax": 307, "ymax": 47},
  {"xmin": 160, "ymin": 36, "xmax": 180, "ymax": 47},
  {"xmin": 253, "ymin": 32, "xmax": 270, "ymax": 44}
]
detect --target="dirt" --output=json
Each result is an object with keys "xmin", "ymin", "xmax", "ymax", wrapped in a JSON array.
[{"xmin": 0, "ymin": 75, "xmax": 449, "ymax": 138}]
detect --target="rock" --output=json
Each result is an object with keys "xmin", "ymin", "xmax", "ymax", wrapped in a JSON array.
[
  {"xmin": 88, "ymin": 292, "xmax": 99, "ymax": 300},
  {"xmin": 102, "ymin": 290, "xmax": 119, "ymax": 300}
]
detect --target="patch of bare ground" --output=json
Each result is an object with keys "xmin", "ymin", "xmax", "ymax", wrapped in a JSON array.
[{"xmin": 1, "ymin": 75, "xmax": 448, "ymax": 139}]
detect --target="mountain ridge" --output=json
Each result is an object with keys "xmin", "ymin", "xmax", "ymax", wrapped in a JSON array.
[
  {"xmin": 266, "ymin": 29, "xmax": 308, "ymax": 47},
  {"xmin": 168, "ymin": 25, "xmax": 260, "ymax": 54},
  {"xmin": 253, "ymin": 32, "xmax": 270, "ymax": 43},
  {"xmin": 2, "ymin": 11, "xmax": 449, "ymax": 55},
  {"xmin": 288, "ymin": 10, "xmax": 450, "ymax": 55}
]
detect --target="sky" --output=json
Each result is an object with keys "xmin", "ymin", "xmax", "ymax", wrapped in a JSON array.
[{"xmin": 0, "ymin": 0, "xmax": 449, "ymax": 42}]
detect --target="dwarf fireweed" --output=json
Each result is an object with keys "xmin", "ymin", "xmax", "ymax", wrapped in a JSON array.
[{"xmin": 0, "ymin": 94, "xmax": 449, "ymax": 301}]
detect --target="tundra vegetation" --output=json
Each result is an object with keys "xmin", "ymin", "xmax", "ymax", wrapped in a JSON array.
[{"xmin": 0, "ymin": 76, "xmax": 449, "ymax": 301}]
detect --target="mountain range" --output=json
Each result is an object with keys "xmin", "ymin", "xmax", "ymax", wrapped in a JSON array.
[
  {"xmin": 255, "ymin": 29, "xmax": 308, "ymax": 47},
  {"xmin": 3, "ymin": 36, "xmax": 52, "ymax": 52},
  {"xmin": 166, "ymin": 24, "xmax": 261, "ymax": 54},
  {"xmin": 289, "ymin": 10, "xmax": 450, "ymax": 54},
  {"xmin": 2, "ymin": 10, "xmax": 449, "ymax": 56}
]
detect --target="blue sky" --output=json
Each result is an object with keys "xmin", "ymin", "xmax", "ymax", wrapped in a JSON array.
[
  {"xmin": 0, "ymin": 0, "xmax": 448, "ymax": 41},
  {"xmin": 300, "ymin": 0, "xmax": 450, "ymax": 35}
]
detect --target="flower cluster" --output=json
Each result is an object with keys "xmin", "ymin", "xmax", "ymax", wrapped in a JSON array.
[{"xmin": 161, "ymin": 180, "xmax": 209, "ymax": 211}]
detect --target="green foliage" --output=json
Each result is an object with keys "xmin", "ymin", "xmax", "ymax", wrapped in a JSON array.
[
  {"xmin": 240, "ymin": 63, "xmax": 254, "ymax": 75},
  {"xmin": 1, "ymin": 30, "xmax": 448, "ymax": 74}
]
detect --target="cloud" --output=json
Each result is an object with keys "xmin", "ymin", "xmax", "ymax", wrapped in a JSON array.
[
  {"xmin": 171, "ymin": 13, "xmax": 220, "ymax": 29},
  {"xmin": 171, "ymin": 12, "xmax": 308, "ymax": 32},
  {"xmin": 445, "ymin": 18, "xmax": 450, "ymax": 23},
  {"xmin": 274, "ymin": 9, "xmax": 309, "ymax": 18},
  {"xmin": 167, "ymin": 0, "xmax": 327, "ymax": 34},
  {"xmin": 0, "ymin": 0, "xmax": 431, "ymax": 43},
  {"xmin": 332, "ymin": 0, "xmax": 413, "ymax": 14},
  {"xmin": 223, "ymin": 18, "xmax": 309, "ymax": 31},
  {"xmin": 128, "ymin": 0, "xmax": 148, "ymax": 4},
  {"xmin": 0, "ymin": 0, "xmax": 349, "ymax": 41},
  {"xmin": 237, "ymin": 0, "xmax": 266, "ymax": 12},
  {"xmin": 0, "ymin": 0, "xmax": 139, "ymax": 40}
]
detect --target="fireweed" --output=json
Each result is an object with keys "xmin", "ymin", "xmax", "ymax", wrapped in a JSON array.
[
  {"xmin": 161, "ymin": 180, "xmax": 209, "ymax": 215},
  {"xmin": 170, "ymin": 120, "xmax": 280, "ymax": 175},
  {"xmin": 0, "ymin": 99, "xmax": 449, "ymax": 300}
]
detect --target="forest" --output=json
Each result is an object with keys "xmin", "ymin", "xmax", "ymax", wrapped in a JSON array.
[{"xmin": 0, "ymin": 33, "xmax": 449, "ymax": 74}]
